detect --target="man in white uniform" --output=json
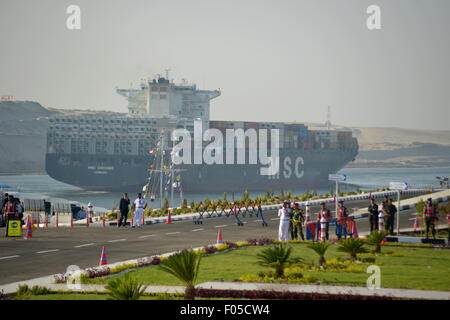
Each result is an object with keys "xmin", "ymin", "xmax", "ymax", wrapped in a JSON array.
[
  {"xmin": 278, "ymin": 201, "xmax": 291, "ymax": 241},
  {"xmin": 133, "ymin": 193, "xmax": 147, "ymax": 228}
]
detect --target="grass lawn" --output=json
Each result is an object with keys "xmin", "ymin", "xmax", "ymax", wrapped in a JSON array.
[{"xmin": 83, "ymin": 244, "xmax": 450, "ymax": 291}]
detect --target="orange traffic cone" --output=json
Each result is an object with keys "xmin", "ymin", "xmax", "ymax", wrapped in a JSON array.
[
  {"xmin": 25, "ymin": 217, "xmax": 33, "ymax": 239},
  {"xmin": 165, "ymin": 211, "xmax": 172, "ymax": 224},
  {"xmin": 99, "ymin": 246, "xmax": 107, "ymax": 266},
  {"xmin": 216, "ymin": 228, "xmax": 223, "ymax": 244}
]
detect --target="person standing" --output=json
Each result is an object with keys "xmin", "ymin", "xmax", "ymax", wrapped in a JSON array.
[
  {"xmin": 385, "ymin": 198, "xmax": 397, "ymax": 235},
  {"xmin": 368, "ymin": 198, "xmax": 379, "ymax": 232},
  {"xmin": 336, "ymin": 200, "xmax": 349, "ymax": 240},
  {"xmin": 4, "ymin": 195, "xmax": 18, "ymax": 218},
  {"xmin": 0, "ymin": 193, "xmax": 8, "ymax": 227},
  {"xmin": 290, "ymin": 203, "xmax": 304, "ymax": 240},
  {"xmin": 278, "ymin": 201, "xmax": 291, "ymax": 241},
  {"xmin": 118, "ymin": 193, "xmax": 130, "ymax": 227},
  {"xmin": 132, "ymin": 193, "xmax": 147, "ymax": 228},
  {"xmin": 4, "ymin": 195, "xmax": 19, "ymax": 231},
  {"xmin": 317, "ymin": 202, "xmax": 332, "ymax": 240},
  {"xmin": 423, "ymin": 198, "xmax": 438, "ymax": 240}
]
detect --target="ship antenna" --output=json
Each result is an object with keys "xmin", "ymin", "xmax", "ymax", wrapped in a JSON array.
[
  {"xmin": 325, "ymin": 105, "xmax": 332, "ymax": 130},
  {"xmin": 165, "ymin": 68, "xmax": 171, "ymax": 80}
]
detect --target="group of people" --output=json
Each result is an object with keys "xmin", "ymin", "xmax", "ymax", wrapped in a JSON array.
[
  {"xmin": 278, "ymin": 200, "xmax": 352, "ymax": 241},
  {"xmin": 421, "ymin": 197, "xmax": 440, "ymax": 240},
  {"xmin": 277, "ymin": 197, "xmax": 403, "ymax": 242},
  {"xmin": 369, "ymin": 196, "xmax": 446, "ymax": 239},
  {"xmin": 0, "ymin": 193, "xmax": 24, "ymax": 227},
  {"xmin": 368, "ymin": 196, "xmax": 397, "ymax": 235},
  {"xmin": 117, "ymin": 193, "xmax": 147, "ymax": 228},
  {"xmin": 278, "ymin": 195, "xmax": 450, "ymax": 242}
]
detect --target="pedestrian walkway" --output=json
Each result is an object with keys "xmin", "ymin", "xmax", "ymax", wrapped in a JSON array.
[{"xmin": 2, "ymin": 279, "xmax": 449, "ymax": 300}]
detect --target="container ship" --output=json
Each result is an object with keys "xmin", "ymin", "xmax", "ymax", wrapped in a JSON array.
[{"xmin": 45, "ymin": 75, "xmax": 358, "ymax": 192}]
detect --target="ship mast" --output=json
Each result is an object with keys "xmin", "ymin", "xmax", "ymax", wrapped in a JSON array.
[
  {"xmin": 160, "ymin": 131, "xmax": 164, "ymax": 208},
  {"xmin": 325, "ymin": 105, "xmax": 332, "ymax": 130}
]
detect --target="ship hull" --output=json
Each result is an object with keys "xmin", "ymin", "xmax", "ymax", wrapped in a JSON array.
[{"xmin": 45, "ymin": 149, "xmax": 356, "ymax": 192}]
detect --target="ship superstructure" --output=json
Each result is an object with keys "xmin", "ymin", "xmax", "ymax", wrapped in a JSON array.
[{"xmin": 116, "ymin": 77, "xmax": 220, "ymax": 120}]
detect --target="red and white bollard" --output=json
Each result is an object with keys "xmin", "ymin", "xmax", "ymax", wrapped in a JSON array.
[
  {"xmin": 320, "ymin": 216, "xmax": 327, "ymax": 241},
  {"xmin": 45, "ymin": 213, "xmax": 49, "ymax": 228},
  {"xmin": 304, "ymin": 202, "xmax": 311, "ymax": 223},
  {"xmin": 87, "ymin": 203, "xmax": 94, "ymax": 226},
  {"xmin": 378, "ymin": 211, "xmax": 384, "ymax": 231}
]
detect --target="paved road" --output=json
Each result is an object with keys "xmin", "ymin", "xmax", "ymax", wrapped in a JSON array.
[{"xmin": 0, "ymin": 198, "xmax": 418, "ymax": 285}]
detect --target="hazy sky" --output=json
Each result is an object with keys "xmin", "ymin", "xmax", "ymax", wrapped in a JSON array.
[{"xmin": 1, "ymin": 0, "xmax": 449, "ymax": 130}]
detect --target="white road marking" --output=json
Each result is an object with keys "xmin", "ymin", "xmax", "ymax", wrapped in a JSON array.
[
  {"xmin": 0, "ymin": 255, "xmax": 20, "ymax": 260},
  {"xmin": 215, "ymin": 225, "xmax": 228, "ymax": 228},
  {"xmin": 166, "ymin": 232, "xmax": 181, "ymax": 235},
  {"xmin": 271, "ymin": 218, "xmax": 280, "ymax": 221},
  {"xmin": 36, "ymin": 249, "xmax": 60, "ymax": 254},
  {"xmin": 191, "ymin": 228, "xmax": 204, "ymax": 232},
  {"xmin": 138, "ymin": 234, "xmax": 155, "ymax": 239},
  {"xmin": 254, "ymin": 220, "xmax": 263, "ymax": 222},
  {"xmin": 74, "ymin": 243, "xmax": 95, "ymax": 248},
  {"xmin": 108, "ymin": 239, "xmax": 127, "ymax": 243}
]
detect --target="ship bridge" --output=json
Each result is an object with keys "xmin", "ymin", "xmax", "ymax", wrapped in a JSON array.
[{"xmin": 116, "ymin": 75, "xmax": 221, "ymax": 120}]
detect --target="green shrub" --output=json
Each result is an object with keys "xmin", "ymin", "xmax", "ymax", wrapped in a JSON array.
[
  {"xmin": 287, "ymin": 272, "xmax": 304, "ymax": 279},
  {"xmin": 361, "ymin": 257, "xmax": 376, "ymax": 263},
  {"xmin": 337, "ymin": 238, "xmax": 368, "ymax": 260},
  {"xmin": 106, "ymin": 273, "xmax": 146, "ymax": 300},
  {"xmin": 159, "ymin": 249, "xmax": 201, "ymax": 300},
  {"xmin": 307, "ymin": 241, "xmax": 330, "ymax": 266},
  {"xmin": 16, "ymin": 285, "xmax": 53, "ymax": 296},
  {"xmin": 256, "ymin": 244, "xmax": 301, "ymax": 278},
  {"xmin": 366, "ymin": 230, "xmax": 389, "ymax": 253}
]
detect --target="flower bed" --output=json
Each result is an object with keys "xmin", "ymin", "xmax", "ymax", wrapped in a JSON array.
[
  {"xmin": 239, "ymin": 272, "xmax": 318, "ymax": 284},
  {"xmin": 194, "ymin": 288, "xmax": 394, "ymax": 300},
  {"xmin": 53, "ymin": 255, "xmax": 161, "ymax": 283}
]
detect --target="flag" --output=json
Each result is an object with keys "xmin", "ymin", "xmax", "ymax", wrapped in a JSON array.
[{"xmin": 306, "ymin": 222, "xmax": 317, "ymax": 240}]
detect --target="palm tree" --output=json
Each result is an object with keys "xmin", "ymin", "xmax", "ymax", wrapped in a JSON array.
[
  {"xmin": 159, "ymin": 250, "xmax": 201, "ymax": 300},
  {"xmin": 366, "ymin": 230, "xmax": 388, "ymax": 253},
  {"xmin": 256, "ymin": 244, "xmax": 300, "ymax": 278},
  {"xmin": 106, "ymin": 273, "xmax": 146, "ymax": 300},
  {"xmin": 337, "ymin": 238, "xmax": 368, "ymax": 260},
  {"xmin": 307, "ymin": 241, "xmax": 330, "ymax": 266}
]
